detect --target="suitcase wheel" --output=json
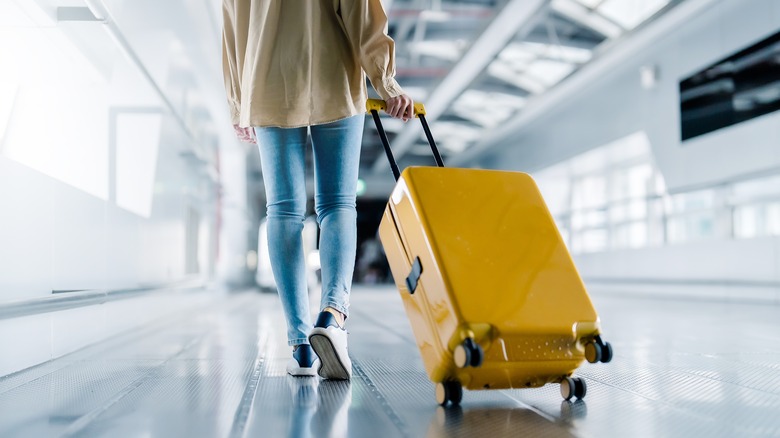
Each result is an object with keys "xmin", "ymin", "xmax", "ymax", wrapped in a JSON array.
[
  {"xmin": 436, "ymin": 381, "xmax": 463, "ymax": 407},
  {"xmin": 585, "ymin": 342, "xmax": 602, "ymax": 363},
  {"xmin": 560, "ymin": 377, "xmax": 587, "ymax": 401},
  {"xmin": 585, "ymin": 337, "xmax": 614, "ymax": 364},
  {"xmin": 601, "ymin": 342, "xmax": 614, "ymax": 363},
  {"xmin": 454, "ymin": 338, "xmax": 484, "ymax": 369}
]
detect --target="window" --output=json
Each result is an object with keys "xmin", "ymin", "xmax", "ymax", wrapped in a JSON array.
[{"xmin": 535, "ymin": 133, "xmax": 780, "ymax": 254}]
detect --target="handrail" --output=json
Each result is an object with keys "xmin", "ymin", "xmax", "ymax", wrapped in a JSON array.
[{"xmin": 0, "ymin": 279, "xmax": 207, "ymax": 320}]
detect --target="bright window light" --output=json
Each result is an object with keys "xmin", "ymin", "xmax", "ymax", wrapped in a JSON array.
[
  {"xmin": 0, "ymin": 0, "xmax": 55, "ymax": 27},
  {"xmin": 525, "ymin": 60, "xmax": 576, "ymax": 86},
  {"xmin": 452, "ymin": 90, "xmax": 525, "ymax": 128},
  {"xmin": 499, "ymin": 42, "xmax": 592, "ymax": 66},
  {"xmin": 116, "ymin": 113, "xmax": 162, "ymax": 218},
  {"xmin": 0, "ymin": 83, "xmax": 16, "ymax": 148},
  {"xmin": 522, "ymin": 42, "xmax": 593, "ymax": 64},
  {"xmin": 497, "ymin": 43, "xmax": 536, "ymax": 68},
  {"xmin": 767, "ymin": 204, "xmax": 780, "ymax": 236},
  {"xmin": 409, "ymin": 40, "xmax": 465, "ymax": 62},
  {"xmin": 426, "ymin": 122, "xmax": 481, "ymax": 153},
  {"xmin": 734, "ymin": 206, "xmax": 760, "ymax": 239},
  {"xmin": 419, "ymin": 10, "xmax": 452, "ymax": 22},
  {"xmin": 576, "ymin": 0, "xmax": 604, "ymax": 8},
  {"xmin": 607, "ymin": 131, "xmax": 652, "ymax": 163},
  {"xmin": 551, "ymin": 0, "xmax": 623, "ymax": 38},
  {"xmin": 597, "ymin": 0, "xmax": 670, "ymax": 30},
  {"xmin": 491, "ymin": 42, "xmax": 590, "ymax": 93},
  {"xmin": 487, "ymin": 61, "xmax": 547, "ymax": 94},
  {"xmin": 1, "ymin": 27, "xmax": 109, "ymax": 200},
  {"xmin": 401, "ymin": 86, "xmax": 429, "ymax": 102}
]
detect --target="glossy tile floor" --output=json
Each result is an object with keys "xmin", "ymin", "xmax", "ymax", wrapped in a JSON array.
[{"xmin": 1, "ymin": 286, "xmax": 779, "ymax": 437}]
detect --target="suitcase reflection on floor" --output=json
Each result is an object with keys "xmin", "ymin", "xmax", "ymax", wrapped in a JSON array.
[{"xmin": 426, "ymin": 403, "xmax": 585, "ymax": 438}]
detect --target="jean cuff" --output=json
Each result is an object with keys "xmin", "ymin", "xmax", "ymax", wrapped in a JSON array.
[
  {"xmin": 288, "ymin": 337, "xmax": 310, "ymax": 347},
  {"xmin": 322, "ymin": 301, "xmax": 349, "ymax": 319}
]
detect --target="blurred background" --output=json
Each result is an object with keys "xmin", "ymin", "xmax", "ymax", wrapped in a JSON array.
[{"xmin": 1, "ymin": 0, "xmax": 779, "ymax": 378}]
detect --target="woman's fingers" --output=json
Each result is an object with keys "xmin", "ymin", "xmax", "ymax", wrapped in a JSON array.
[
  {"xmin": 386, "ymin": 95, "xmax": 414, "ymax": 120},
  {"xmin": 233, "ymin": 124, "xmax": 257, "ymax": 144},
  {"xmin": 404, "ymin": 99, "xmax": 414, "ymax": 122}
]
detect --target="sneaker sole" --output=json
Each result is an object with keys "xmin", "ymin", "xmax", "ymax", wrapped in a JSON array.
[
  {"xmin": 287, "ymin": 357, "xmax": 319, "ymax": 377},
  {"xmin": 287, "ymin": 366, "xmax": 318, "ymax": 377},
  {"xmin": 309, "ymin": 333, "xmax": 350, "ymax": 380}
]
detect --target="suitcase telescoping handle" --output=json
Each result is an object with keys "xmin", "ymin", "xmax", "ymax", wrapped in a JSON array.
[{"xmin": 366, "ymin": 99, "xmax": 445, "ymax": 181}]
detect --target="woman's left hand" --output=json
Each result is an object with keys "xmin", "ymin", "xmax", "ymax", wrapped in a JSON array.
[{"xmin": 233, "ymin": 124, "xmax": 257, "ymax": 144}]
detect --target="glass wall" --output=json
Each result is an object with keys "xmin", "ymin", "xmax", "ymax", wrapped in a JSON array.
[
  {"xmin": 534, "ymin": 131, "xmax": 780, "ymax": 254},
  {"xmin": 0, "ymin": 0, "xmax": 222, "ymax": 298}
]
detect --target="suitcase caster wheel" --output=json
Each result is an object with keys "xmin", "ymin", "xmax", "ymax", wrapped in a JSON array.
[
  {"xmin": 454, "ymin": 338, "xmax": 483, "ymax": 368},
  {"xmin": 436, "ymin": 381, "xmax": 463, "ymax": 406},
  {"xmin": 601, "ymin": 342, "xmax": 613, "ymax": 363},
  {"xmin": 585, "ymin": 341, "xmax": 602, "ymax": 364},
  {"xmin": 560, "ymin": 377, "xmax": 587, "ymax": 401}
]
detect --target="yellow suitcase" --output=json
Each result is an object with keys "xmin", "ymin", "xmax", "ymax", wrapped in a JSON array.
[{"xmin": 367, "ymin": 100, "xmax": 613, "ymax": 406}]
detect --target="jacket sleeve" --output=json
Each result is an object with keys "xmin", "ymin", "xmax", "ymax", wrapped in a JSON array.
[
  {"xmin": 339, "ymin": 0, "xmax": 405, "ymax": 101},
  {"xmin": 222, "ymin": 0, "xmax": 245, "ymax": 125}
]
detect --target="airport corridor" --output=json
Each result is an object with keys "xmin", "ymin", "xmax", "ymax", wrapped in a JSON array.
[{"xmin": 1, "ymin": 286, "xmax": 778, "ymax": 438}]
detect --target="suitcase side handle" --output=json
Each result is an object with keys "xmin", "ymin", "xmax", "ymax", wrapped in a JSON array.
[{"xmin": 366, "ymin": 99, "xmax": 445, "ymax": 181}]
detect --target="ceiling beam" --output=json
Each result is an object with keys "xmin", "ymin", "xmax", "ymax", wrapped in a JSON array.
[{"xmin": 370, "ymin": 0, "xmax": 549, "ymax": 173}]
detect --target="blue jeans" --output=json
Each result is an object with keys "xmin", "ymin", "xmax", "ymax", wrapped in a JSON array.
[{"xmin": 254, "ymin": 115, "xmax": 364, "ymax": 346}]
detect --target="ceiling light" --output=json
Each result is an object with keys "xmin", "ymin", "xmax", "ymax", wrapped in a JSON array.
[
  {"xmin": 522, "ymin": 42, "xmax": 593, "ymax": 64},
  {"xmin": 419, "ymin": 10, "xmax": 451, "ymax": 22},
  {"xmin": 488, "ymin": 61, "xmax": 547, "ymax": 94},
  {"xmin": 409, "ymin": 40, "xmax": 463, "ymax": 62},
  {"xmin": 576, "ymin": 0, "xmax": 604, "ymax": 7},
  {"xmin": 597, "ymin": 0, "xmax": 670, "ymax": 30},
  {"xmin": 551, "ymin": 0, "xmax": 623, "ymax": 38},
  {"xmin": 524, "ymin": 60, "xmax": 576, "ymax": 86},
  {"xmin": 452, "ymin": 90, "xmax": 525, "ymax": 128},
  {"xmin": 426, "ymin": 122, "xmax": 481, "ymax": 153}
]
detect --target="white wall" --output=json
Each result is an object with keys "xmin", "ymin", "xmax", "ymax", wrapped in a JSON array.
[{"xmin": 482, "ymin": 0, "xmax": 780, "ymax": 301}]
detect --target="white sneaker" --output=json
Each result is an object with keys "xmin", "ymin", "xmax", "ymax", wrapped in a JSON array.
[
  {"xmin": 309, "ymin": 311, "xmax": 352, "ymax": 380},
  {"xmin": 287, "ymin": 344, "xmax": 319, "ymax": 377}
]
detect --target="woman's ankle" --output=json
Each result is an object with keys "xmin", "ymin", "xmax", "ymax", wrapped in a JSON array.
[{"xmin": 323, "ymin": 307, "xmax": 345, "ymax": 327}]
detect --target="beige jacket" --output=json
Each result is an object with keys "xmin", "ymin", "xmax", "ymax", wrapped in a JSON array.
[{"xmin": 222, "ymin": 0, "xmax": 405, "ymax": 128}]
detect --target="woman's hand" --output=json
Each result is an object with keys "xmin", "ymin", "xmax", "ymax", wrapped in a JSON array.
[
  {"xmin": 233, "ymin": 124, "xmax": 257, "ymax": 144},
  {"xmin": 386, "ymin": 94, "xmax": 415, "ymax": 122}
]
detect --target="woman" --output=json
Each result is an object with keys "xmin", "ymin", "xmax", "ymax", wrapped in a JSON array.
[{"xmin": 222, "ymin": 0, "xmax": 413, "ymax": 380}]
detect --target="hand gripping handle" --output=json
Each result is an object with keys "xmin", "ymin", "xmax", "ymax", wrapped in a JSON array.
[{"xmin": 365, "ymin": 99, "xmax": 445, "ymax": 181}]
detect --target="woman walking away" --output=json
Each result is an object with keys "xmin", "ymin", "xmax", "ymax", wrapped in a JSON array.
[{"xmin": 221, "ymin": 0, "xmax": 413, "ymax": 380}]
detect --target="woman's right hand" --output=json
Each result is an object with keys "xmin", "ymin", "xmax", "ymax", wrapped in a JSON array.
[
  {"xmin": 233, "ymin": 124, "xmax": 257, "ymax": 144},
  {"xmin": 386, "ymin": 94, "xmax": 415, "ymax": 122}
]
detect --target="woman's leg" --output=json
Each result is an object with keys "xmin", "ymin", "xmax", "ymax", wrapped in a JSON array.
[
  {"xmin": 309, "ymin": 115, "xmax": 364, "ymax": 319},
  {"xmin": 254, "ymin": 126, "xmax": 311, "ymax": 347}
]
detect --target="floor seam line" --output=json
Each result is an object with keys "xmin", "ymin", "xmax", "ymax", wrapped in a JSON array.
[
  {"xmin": 228, "ymin": 332, "xmax": 270, "ymax": 438},
  {"xmin": 59, "ymin": 334, "xmax": 210, "ymax": 437},
  {"xmin": 352, "ymin": 357, "xmax": 413, "ymax": 438}
]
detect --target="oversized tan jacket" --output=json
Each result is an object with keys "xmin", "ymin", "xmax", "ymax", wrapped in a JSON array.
[{"xmin": 222, "ymin": 0, "xmax": 405, "ymax": 128}]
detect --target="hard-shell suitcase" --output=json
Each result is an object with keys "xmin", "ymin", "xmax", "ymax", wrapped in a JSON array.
[{"xmin": 366, "ymin": 99, "xmax": 613, "ymax": 406}]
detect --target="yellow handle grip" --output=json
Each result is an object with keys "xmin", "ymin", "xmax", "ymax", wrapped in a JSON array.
[{"xmin": 366, "ymin": 98, "xmax": 427, "ymax": 117}]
